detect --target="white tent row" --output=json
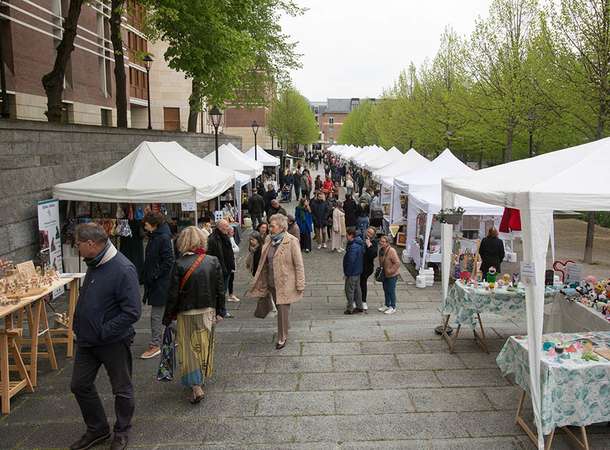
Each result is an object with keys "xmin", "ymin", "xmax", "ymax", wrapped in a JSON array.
[
  {"xmin": 441, "ymin": 137, "xmax": 610, "ymax": 449},
  {"xmin": 365, "ymin": 146, "xmax": 403, "ymax": 171},
  {"xmin": 351, "ymin": 145, "xmax": 387, "ymax": 167},
  {"xmin": 373, "ymin": 148, "xmax": 430, "ymax": 186},
  {"xmin": 246, "ymin": 145, "xmax": 280, "ymax": 167},
  {"xmin": 54, "ymin": 141, "xmax": 236, "ymax": 204},
  {"xmin": 204, "ymin": 143, "xmax": 263, "ymax": 179}
]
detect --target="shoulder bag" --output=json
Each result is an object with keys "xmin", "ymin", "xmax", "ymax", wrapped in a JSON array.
[{"xmin": 374, "ymin": 266, "xmax": 385, "ymax": 282}]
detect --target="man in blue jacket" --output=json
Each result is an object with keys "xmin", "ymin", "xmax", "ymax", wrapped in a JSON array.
[
  {"xmin": 343, "ymin": 228, "xmax": 365, "ymax": 314},
  {"xmin": 70, "ymin": 223, "xmax": 141, "ymax": 450}
]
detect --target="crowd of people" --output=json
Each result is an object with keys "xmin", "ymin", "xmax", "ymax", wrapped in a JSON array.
[{"xmin": 67, "ymin": 149, "xmax": 401, "ymax": 450}]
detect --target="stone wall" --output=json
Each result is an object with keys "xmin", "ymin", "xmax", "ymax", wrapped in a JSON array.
[{"xmin": 0, "ymin": 120, "xmax": 241, "ymax": 262}]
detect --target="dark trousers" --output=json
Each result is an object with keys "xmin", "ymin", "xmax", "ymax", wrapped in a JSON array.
[
  {"xmin": 228, "ymin": 272, "xmax": 235, "ymax": 295},
  {"xmin": 300, "ymin": 231, "xmax": 312, "ymax": 251},
  {"xmin": 360, "ymin": 269, "xmax": 373, "ymax": 303},
  {"xmin": 294, "ymin": 185, "xmax": 301, "ymax": 200},
  {"xmin": 251, "ymin": 214, "xmax": 263, "ymax": 230},
  {"xmin": 71, "ymin": 341, "xmax": 134, "ymax": 437}
]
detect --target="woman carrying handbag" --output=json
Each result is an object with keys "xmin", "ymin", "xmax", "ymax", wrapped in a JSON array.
[
  {"xmin": 162, "ymin": 227, "xmax": 225, "ymax": 404},
  {"xmin": 377, "ymin": 234, "xmax": 400, "ymax": 315}
]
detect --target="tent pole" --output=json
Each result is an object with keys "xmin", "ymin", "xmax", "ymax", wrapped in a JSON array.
[{"xmin": 194, "ymin": 192, "xmax": 198, "ymax": 227}]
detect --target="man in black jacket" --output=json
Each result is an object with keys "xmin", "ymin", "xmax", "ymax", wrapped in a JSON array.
[
  {"xmin": 206, "ymin": 219, "xmax": 235, "ymax": 318},
  {"xmin": 310, "ymin": 191, "xmax": 331, "ymax": 249},
  {"xmin": 248, "ymin": 191, "xmax": 265, "ymax": 230},
  {"xmin": 141, "ymin": 212, "xmax": 174, "ymax": 359},
  {"xmin": 268, "ymin": 199, "xmax": 287, "ymax": 218},
  {"xmin": 70, "ymin": 223, "xmax": 141, "ymax": 450},
  {"xmin": 263, "ymin": 183, "xmax": 277, "ymax": 217},
  {"xmin": 360, "ymin": 227, "xmax": 379, "ymax": 310}
]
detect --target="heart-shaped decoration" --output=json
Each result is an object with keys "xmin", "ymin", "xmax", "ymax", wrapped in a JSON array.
[{"xmin": 553, "ymin": 259, "xmax": 576, "ymax": 283}]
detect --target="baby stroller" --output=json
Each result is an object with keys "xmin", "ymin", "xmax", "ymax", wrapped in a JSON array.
[{"xmin": 280, "ymin": 183, "xmax": 292, "ymax": 203}]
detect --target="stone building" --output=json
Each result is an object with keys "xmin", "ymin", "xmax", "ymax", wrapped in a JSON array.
[{"xmin": 310, "ymin": 98, "xmax": 372, "ymax": 148}]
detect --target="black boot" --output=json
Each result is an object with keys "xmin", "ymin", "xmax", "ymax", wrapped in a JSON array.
[{"xmin": 69, "ymin": 432, "xmax": 111, "ymax": 450}]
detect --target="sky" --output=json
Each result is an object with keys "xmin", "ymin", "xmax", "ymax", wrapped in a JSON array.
[{"xmin": 280, "ymin": 0, "xmax": 492, "ymax": 102}]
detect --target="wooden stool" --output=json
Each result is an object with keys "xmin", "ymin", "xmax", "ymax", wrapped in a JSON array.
[{"xmin": 0, "ymin": 326, "xmax": 34, "ymax": 415}]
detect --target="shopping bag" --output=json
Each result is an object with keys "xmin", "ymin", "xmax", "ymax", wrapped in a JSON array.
[
  {"xmin": 157, "ymin": 326, "xmax": 176, "ymax": 382},
  {"xmin": 254, "ymin": 295, "xmax": 274, "ymax": 319}
]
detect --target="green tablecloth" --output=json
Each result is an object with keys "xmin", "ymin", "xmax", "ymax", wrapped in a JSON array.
[
  {"xmin": 442, "ymin": 281, "xmax": 559, "ymax": 328},
  {"xmin": 497, "ymin": 332, "xmax": 610, "ymax": 435}
]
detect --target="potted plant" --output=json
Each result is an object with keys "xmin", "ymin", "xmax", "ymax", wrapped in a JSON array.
[{"xmin": 436, "ymin": 207, "xmax": 465, "ymax": 224}]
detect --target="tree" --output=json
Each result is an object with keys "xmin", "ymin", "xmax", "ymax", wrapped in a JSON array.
[
  {"xmin": 145, "ymin": 0, "xmax": 302, "ymax": 131},
  {"xmin": 42, "ymin": 0, "xmax": 85, "ymax": 123},
  {"xmin": 110, "ymin": 0, "xmax": 128, "ymax": 127},
  {"xmin": 337, "ymin": 100, "xmax": 378, "ymax": 146},
  {"xmin": 267, "ymin": 87, "xmax": 318, "ymax": 152},
  {"xmin": 545, "ymin": 0, "xmax": 610, "ymax": 263}
]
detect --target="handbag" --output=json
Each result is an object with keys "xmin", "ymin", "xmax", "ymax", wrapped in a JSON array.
[
  {"xmin": 156, "ymin": 326, "xmax": 176, "ymax": 382},
  {"xmin": 254, "ymin": 295, "xmax": 274, "ymax": 319},
  {"xmin": 374, "ymin": 266, "xmax": 385, "ymax": 282}
]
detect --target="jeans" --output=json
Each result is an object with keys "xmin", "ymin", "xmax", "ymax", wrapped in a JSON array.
[
  {"xmin": 345, "ymin": 275, "xmax": 363, "ymax": 310},
  {"xmin": 150, "ymin": 306, "xmax": 164, "ymax": 347},
  {"xmin": 71, "ymin": 341, "xmax": 134, "ymax": 437},
  {"xmin": 300, "ymin": 231, "xmax": 312, "ymax": 251},
  {"xmin": 382, "ymin": 276, "xmax": 398, "ymax": 308},
  {"xmin": 356, "ymin": 217, "xmax": 369, "ymax": 238}
]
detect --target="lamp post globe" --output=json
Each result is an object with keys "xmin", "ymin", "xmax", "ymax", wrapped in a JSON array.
[
  {"xmin": 209, "ymin": 106, "xmax": 223, "ymax": 166},
  {"xmin": 143, "ymin": 54, "xmax": 153, "ymax": 130}
]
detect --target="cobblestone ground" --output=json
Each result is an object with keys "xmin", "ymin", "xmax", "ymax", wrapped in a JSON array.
[{"xmin": 3, "ymin": 204, "xmax": 610, "ymax": 449}]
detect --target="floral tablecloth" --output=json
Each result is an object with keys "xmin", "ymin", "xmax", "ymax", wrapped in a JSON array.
[
  {"xmin": 441, "ymin": 281, "xmax": 559, "ymax": 328},
  {"xmin": 497, "ymin": 332, "xmax": 610, "ymax": 435}
]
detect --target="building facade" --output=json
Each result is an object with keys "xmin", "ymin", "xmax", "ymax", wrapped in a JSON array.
[
  {"xmin": 311, "ymin": 98, "xmax": 369, "ymax": 148},
  {"xmin": 0, "ymin": 0, "xmax": 205, "ymax": 131},
  {"xmin": 223, "ymin": 105, "xmax": 275, "ymax": 151}
]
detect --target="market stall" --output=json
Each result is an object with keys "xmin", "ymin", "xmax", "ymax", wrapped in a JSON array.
[
  {"xmin": 364, "ymin": 146, "xmax": 403, "ymax": 172},
  {"xmin": 441, "ymin": 137, "xmax": 610, "ymax": 449},
  {"xmin": 245, "ymin": 145, "xmax": 281, "ymax": 186}
]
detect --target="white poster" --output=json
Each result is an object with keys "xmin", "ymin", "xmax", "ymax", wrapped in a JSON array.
[{"xmin": 38, "ymin": 199, "xmax": 64, "ymax": 298}]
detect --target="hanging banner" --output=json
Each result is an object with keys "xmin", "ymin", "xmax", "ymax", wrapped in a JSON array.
[{"xmin": 38, "ymin": 199, "xmax": 64, "ymax": 298}]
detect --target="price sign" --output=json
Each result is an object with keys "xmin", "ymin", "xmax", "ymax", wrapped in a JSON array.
[
  {"xmin": 520, "ymin": 261, "xmax": 536, "ymax": 286},
  {"xmin": 181, "ymin": 201, "xmax": 196, "ymax": 212}
]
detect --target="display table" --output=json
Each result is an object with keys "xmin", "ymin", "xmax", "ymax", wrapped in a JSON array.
[
  {"xmin": 497, "ymin": 332, "xmax": 610, "ymax": 449},
  {"xmin": 0, "ymin": 275, "xmax": 83, "ymax": 414},
  {"xmin": 440, "ymin": 281, "xmax": 559, "ymax": 353},
  {"xmin": 544, "ymin": 296, "xmax": 610, "ymax": 333}
]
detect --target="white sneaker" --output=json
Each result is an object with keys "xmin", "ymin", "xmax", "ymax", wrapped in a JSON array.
[
  {"xmin": 322, "ymin": 243, "xmax": 327, "ymax": 248},
  {"xmin": 362, "ymin": 303, "xmax": 368, "ymax": 311},
  {"xmin": 352, "ymin": 302, "xmax": 356, "ymax": 309},
  {"xmin": 317, "ymin": 245, "xmax": 322, "ymax": 250},
  {"xmin": 228, "ymin": 295, "xmax": 240, "ymax": 302},
  {"xmin": 384, "ymin": 307, "xmax": 396, "ymax": 315},
  {"xmin": 378, "ymin": 305, "xmax": 389, "ymax": 312}
]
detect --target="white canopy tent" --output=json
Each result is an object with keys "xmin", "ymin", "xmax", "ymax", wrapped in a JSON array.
[
  {"xmin": 352, "ymin": 146, "xmax": 386, "ymax": 167},
  {"xmin": 245, "ymin": 145, "xmax": 280, "ymax": 167},
  {"xmin": 204, "ymin": 143, "xmax": 263, "ymax": 179},
  {"xmin": 373, "ymin": 149, "xmax": 430, "ymax": 185},
  {"xmin": 407, "ymin": 184, "xmax": 503, "ymax": 268},
  {"xmin": 441, "ymin": 137, "xmax": 610, "ymax": 449},
  {"xmin": 364, "ymin": 146, "xmax": 404, "ymax": 172},
  {"xmin": 53, "ymin": 141, "xmax": 236, "ymax": 206}
]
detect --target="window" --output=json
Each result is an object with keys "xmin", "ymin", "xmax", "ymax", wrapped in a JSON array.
[
  {"xmin": 163, "ymin": 107, "xmax": 181, "ymax": 131},
  {"xmin": 61, "ymin": 102, "xmax": 74, "ymax": 124},
  {"xmin": 328, "ymin": 117, "xmax": 334, "ymax": 129},
  {"xmin": 101, "ymin": 108, "xmax": 112, "ymax": 126}
]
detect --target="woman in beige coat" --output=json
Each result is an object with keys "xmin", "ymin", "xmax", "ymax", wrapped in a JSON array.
[
  {"xmin": 331, "ymin": 202, "xmax": 346, "ymax": 252},
  {"xmin": 247, "ymin": 214, "xmax": 305, "ymax": 349},
  {"xmin": 378, "ymin": 234, "xmax": 400, "ymax": 315}
]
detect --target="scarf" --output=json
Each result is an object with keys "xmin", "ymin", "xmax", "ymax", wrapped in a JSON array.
[
  {"xmin": 271, "ymin": 232, "xmax": 286, "ymax": 246},
  {"xmin": 84, "ymin": 240, "xmax": 117, "ymax": 268}
]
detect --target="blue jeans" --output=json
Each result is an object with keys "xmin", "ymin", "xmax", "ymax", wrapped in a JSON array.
[{"xmin": 382, "ymin": 276, "xmax": 397, "ymax": 308}]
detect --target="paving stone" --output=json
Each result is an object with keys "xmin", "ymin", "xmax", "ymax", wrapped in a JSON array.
[
  {"xmin": 340, "ymin": 441, "xmax": 429, "ymax": 450},
  {"xmin": 409, "ymin": 387, "xmax": 493, "ymax": 412},
  {"xmin": 302, "ymin": 342, "xmax": 362, "ymax": 355},
  {"xmin": 457, "ymin": 352, "xmax": 503, "ymax": 369},
  {"xmin": 460, "ymin": 410, "xmax": 526, "ymax": 437},
  {"xmin": 257, "ymin": 391, "xmax": 335, "ymax": 416},
  {"xmin": 359, "ymin": 340, "xmax": 424, "ymax": 354},
  {"xmin": 385, "ymin": 326, "xmax": 438, "ymax": 341},
  {"xmin": 430, "ymin": 437, "xmax": 522, "ymax": 449},
  {"xmin": 377, "ymin": 412, "xmax": 467, "ymax": 439},
  {"xmin": 299, "ymin": 372, "xmax": 370, "ymax": 391},
  {"xmin": 225, "ymin": 373, "xmax": 299, "ymax": 392},
  {"xmin": 242, "ymin": 342, "xmax": 302, "ymax": 356},
  {"xmin": 333, "ymin": 354, "xmax": 399, "ymax": 371},
  {"xmin": 482, "ymin": 386, "xmax": 525, "ymax": 411},
  {"xmin": 335, "ymin": 389, "xmax": 415, "ymax": 414},
  {"xmin": 331, "ymin": 327, "xmax": 387, "ymax": 342},
  {"xmin": 369, "ymin": 370, "xmax": 441, "ymax": 389},
  {"xmin": 397, "ymin": 353, "xmax": 466, "ymax": 370},
  {"xmin": 265, "ymin": 355, "xmax": 333, "ymax": 373},
  {"xmin": 216, "ymin": 356, "xmax": 267, "ymax": 374},
  {"xmin": 436, "ymin": 369, "xmax": 510, "ymax": 387}
]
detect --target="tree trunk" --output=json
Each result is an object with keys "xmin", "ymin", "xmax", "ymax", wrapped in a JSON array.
[
  {"xmin": 505, "ymin": 122, "xmax": 514, "ymax": 163},
  {"xmin": 42, "ymin": 0, "xmax": 84, "ymax": 123},
  {"xmin": 188, "ymin": 79, "xmax": 203, "ymax": 132},
  {"xmin": 110, "ymin": 0, "xmax": 128, "ymax": 128}
]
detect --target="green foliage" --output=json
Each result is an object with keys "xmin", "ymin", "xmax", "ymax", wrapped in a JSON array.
[
  {"xmin": 338, "ymin": 100, "xmax": 379, "ymax": 146},
  {"xmin": 267, "ymin": 87, "xmax": 319, "ymax": 151},
  {"xmin": 144, "ymin": 0, "xmax": 302, "ymax": 109}
]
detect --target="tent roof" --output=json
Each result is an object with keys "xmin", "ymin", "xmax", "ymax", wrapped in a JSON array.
[
  {"xmin": 365, "ymin": 147, "xmax": 405, "ymax": 171},
  {"xmin": 353, "ymin": 146, "xmax": 386, "ymax": 166},
  {"xmin": 203, "ymin": 143, "xmax": 263, "ymax": 178},
  {"xmin": 443, "ymin": 137, "xmax": 610, "ymax": 211},
  {"xmin": 374, "ymin": 149, "xmax": 430, "ymax": 184},
  {"xmin": 395, "ymin": 149, "xmax": 472, "ymax": 191},
  {"xmin": 53, "ymin": 141, "xmax": 235, "ymax": 203},
  {"xmin": 409, "ymin": 185, "xmax": 503, "ymax": 216},
  {"xmin": 245, "ymin": 146, "xmax": 280, "ymax": 167}
]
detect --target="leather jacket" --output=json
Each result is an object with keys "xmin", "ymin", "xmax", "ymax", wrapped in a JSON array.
[{"xmin": 163, "ymin": 253, "xmax": 225, "ymax": 322}]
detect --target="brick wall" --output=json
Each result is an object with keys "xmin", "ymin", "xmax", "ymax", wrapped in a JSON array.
[{"xmin": 0, "ymin": 120, "xmax": 241, "ymax": 262}]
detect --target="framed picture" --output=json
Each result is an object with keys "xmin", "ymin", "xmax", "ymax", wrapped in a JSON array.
[{"xmin": 396, "ymin": 232, "xmax": 406, "ymax": 247}]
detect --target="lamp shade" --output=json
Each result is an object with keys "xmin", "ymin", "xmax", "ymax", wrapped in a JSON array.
[
  {"xmin": 209, "ymin": 106, "xmax": 222, "ymax": 128},
  {"xmin": 143, "ymin": 54, "xmax": 153, "ymax": 70},
  {"xmin": 251, "ymin": 120, "xmax": 259, "ymax": 134}
]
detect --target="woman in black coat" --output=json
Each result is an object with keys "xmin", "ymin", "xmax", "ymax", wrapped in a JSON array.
[
  {"xmin": 360, "ymin": 227, "xmax": 378, "ymax": 309},
  {"xmin": 141, "ymin": 212, "xmax": 175, "ymax": 359},
  {"xmin": 343, "ymin": 194, "xmax": 358, "ymax": 228},
  {"xmin": 479, "ymin": 227, "xmax": 505, "ymax": 278}
]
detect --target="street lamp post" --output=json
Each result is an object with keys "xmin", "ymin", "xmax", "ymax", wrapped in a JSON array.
[
  {"xmin": 251, "ymin": 120, "xmax": 259, "ymax": 189},
  {"xmin": 209, "ymin": 106, "xmax": 223, "ymax": 166},
  {"xmin": 0, "ymin": 16, "xmax": 10, "ymax": 119},
  {"xmin": 143, "ymin": 55, "xmax": 153, "ymax": 130}
]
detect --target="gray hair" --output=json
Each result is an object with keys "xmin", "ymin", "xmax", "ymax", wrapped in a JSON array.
[
  {"xmin": 269, "ymin": 213, "xmax": 288, "ymax": 231},
  {"xmin": 75, "ymin": 223, "xmax": 108, "ymax": 243}
]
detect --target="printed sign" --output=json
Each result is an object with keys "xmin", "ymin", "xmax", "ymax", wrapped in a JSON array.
[
  {"xmin": 520, "ymin": 261, "xmax": 536, "ymax": 286},
  {"xmin": 37, "ymin": 199, "xmax": 64, "ymax": 298},
  {"xmin": 181, "ymin": 201, "xmax": 197, "ymax": 212},
  {"xmin": 565, "ymin": 263, "xmax": 582, "ymax": 284}
]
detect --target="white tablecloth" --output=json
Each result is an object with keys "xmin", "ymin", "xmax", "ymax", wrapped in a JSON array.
[{"xmin": 544, "ymin": 296, "xmax": 610, "ymax": 333}]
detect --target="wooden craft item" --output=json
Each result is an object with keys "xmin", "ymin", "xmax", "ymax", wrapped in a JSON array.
[
  {"xmin": 16, "ymin": 261, "xmax": 36, "ymax": 279},
  {"xmin": 593, "ymin": 347, "xmax": 610, "ymax": 361}
]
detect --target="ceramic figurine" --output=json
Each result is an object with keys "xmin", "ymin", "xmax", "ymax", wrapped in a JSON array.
[{"xmin": 486, "ymin": 267, "xmax": 497, "ymax": 289}]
